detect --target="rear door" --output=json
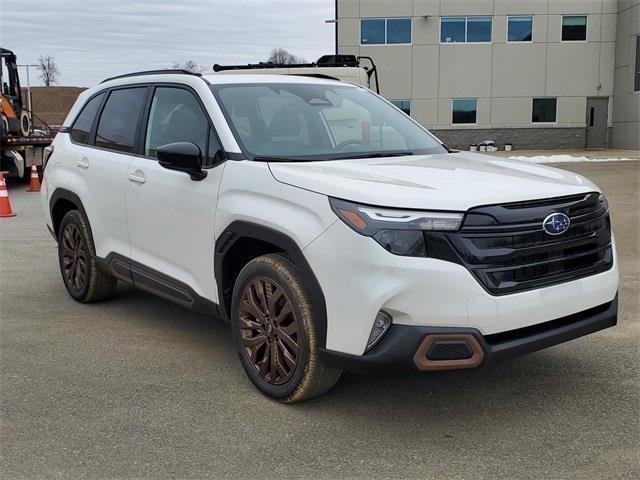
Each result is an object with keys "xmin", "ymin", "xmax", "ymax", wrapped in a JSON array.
[
  {"xmin": 70, "ymin": 87, "xmax": 148, "ymax": 259},
  {"xmin": 125, "ymin": 85, "xmax": 225, "ymax": 303}
]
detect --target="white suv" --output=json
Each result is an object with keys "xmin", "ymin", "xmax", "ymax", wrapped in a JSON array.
[{"xmin": 42, "ymin": 71, "xmax": 618, "ymax": 402}]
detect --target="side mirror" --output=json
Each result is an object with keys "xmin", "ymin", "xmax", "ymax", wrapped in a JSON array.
[{"xmin": 157, "ymin": 142, "xmax": 207, "ymax": 181}]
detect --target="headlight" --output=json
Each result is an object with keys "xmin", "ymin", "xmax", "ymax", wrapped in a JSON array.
[{"xmin": 329, "ymin": 198, "xmax": 464, "ymax": 257}]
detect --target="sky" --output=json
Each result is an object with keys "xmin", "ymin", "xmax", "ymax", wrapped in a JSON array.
[{"xmin": 0, "ymin": 0, "xmax": 335, "ymax": 87}]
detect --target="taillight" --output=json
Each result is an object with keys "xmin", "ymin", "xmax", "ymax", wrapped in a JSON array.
[{"xmin": 43, "ymin": 145, "xmax": 54, "ymax": 169}]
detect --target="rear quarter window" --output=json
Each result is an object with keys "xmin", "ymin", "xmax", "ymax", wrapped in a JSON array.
[{"xmin": 70, "ymin": 92, "xmax": 105, "ymax": 144}]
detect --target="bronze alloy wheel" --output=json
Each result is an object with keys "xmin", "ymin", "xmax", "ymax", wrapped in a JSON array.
[
  {"xmin": 238, "ymin": 277, "xmax": 300, "ymax": 385},
  {"xmin": 61, "ymin": 223, "xmax": 87, "ymax": 291}
]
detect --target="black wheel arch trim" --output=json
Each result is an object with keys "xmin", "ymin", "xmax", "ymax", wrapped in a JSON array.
[
  {"xmin": 214, "ymin": 221, "xmax": 328, "ymax": 348},
  {"xmin": 49, "ymin": 188, "xmax": 96, "ymax": 248}
]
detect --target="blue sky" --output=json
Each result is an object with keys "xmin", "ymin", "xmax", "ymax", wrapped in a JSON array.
[{"xmin": 0, "ymin": 0, "xmax": 335, "ymax": 87}]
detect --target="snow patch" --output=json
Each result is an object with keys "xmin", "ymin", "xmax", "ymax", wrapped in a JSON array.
[{"xmin": 507, "ymin": 155, "xmax": 636, "ymax": 164}]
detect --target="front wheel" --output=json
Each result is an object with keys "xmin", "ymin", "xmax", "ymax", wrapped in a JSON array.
[{"xmin": 231, "ymin": 254, "xmax": 341, "ymax": 402}]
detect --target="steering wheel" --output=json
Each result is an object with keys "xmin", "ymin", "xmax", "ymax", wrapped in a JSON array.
[{"xmin": 335, "ymin": 139, "xmax": 365, "ymax": 150}]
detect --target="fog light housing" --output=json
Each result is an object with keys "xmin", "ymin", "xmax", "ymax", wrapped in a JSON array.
[
  {"xmin": 372, "ymin": 229, "xmax": 426, "ymax": 256},
  {"xmin": 366, "ymin": 311, "xmax": 392, "ymax": 352}
]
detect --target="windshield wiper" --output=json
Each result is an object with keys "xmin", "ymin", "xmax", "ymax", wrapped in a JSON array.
[
  {"xmin": 253, "ymin": 152, "xmax": 415, "ymax": 162},
  {"xmin": 253, "ymin": 156, "xmax": 314, "ymax": 163},
  {"xmin": 330, "ymin": 151, "xmax": 415, "ymax": 160}
]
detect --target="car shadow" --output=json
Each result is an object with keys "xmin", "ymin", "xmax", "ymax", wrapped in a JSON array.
[{"xmin": 103, "ymin": 283, "xmax": 621, "ymax": 433}]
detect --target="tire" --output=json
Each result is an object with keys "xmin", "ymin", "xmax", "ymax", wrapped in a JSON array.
[
  {"xmin": 231, "ymin": 254, "xmax": 341, "ymax": 402},
  {"xmin": 20, "ymin": 111, "xmax": 31, "ymax": 136},
  {"xmin": 57, "ymin": 210, "xmax": 117, "ymax": 303}
]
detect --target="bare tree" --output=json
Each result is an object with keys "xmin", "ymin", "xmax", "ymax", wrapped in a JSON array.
[
  {"xmin": 38, "ymin": 55, "xmax": 59, "ymax": 86},
  {"xmin": 172, "ymin": 60, "xmax": 207, "ymax": 73},
  {"xmin": 267, "ymin": 48, "xmax": 306, "ymax": 65}
]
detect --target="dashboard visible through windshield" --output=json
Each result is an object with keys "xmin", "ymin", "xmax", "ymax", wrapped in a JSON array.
[{"xmin": 211, "ymin": 83, "xmax": 447, "ymax": 161}]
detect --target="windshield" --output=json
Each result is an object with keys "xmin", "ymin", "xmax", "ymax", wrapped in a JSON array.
[{"xmin": 211, "ymin": 83, "xmax": 447, "ymax": 160}]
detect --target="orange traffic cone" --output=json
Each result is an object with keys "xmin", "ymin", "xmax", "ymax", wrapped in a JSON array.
[
  {"xmin": 0, "ymin": 171, "xmax": 16, "ymax": 217},
  {"xmin": 26, "ymin": 165, "xmax": 41, "ymax": 192}
]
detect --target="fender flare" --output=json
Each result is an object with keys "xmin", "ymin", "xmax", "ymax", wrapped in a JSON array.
[
  {"xmin": 49, "ymin": 188, "xmax": 93, "ymax": 241},
  {"xmin": 214, "ymin": 221, "xmax": 328, "ymax": 348}
]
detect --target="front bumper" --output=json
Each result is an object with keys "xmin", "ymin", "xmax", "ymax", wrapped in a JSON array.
[
  {"xmin": 303, "ymin": 220, "xmax": 619, "ymax": 356},
  {"xmin": 319, "ymin": 295, "xmax": 618, "ymax": 373}
]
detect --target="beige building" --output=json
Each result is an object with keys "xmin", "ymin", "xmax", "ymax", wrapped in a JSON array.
[{"xmin": 337, "ymin": 0, "xmax": 640, "ymax": 150}]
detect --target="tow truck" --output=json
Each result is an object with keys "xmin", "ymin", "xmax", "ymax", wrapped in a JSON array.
[{"xmin": 1, "ymin": 47, "xmax": 54, "ymax": 179}]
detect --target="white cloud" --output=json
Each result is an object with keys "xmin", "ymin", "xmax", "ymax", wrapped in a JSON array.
[{"xmin": 0, "ymin": 0, "xmax": 335, "ymax": 86}]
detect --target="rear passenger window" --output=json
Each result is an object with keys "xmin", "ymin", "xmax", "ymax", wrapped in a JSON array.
[
  {"xmin": 95, "ymin": 88, "xmax": 147, "ymax": 153},
  {"xmin": 70, "ymin": 92, "xmax": 104, "ymax": 144},
  {"xmin": 144, "ymin": 87, "xmax": 210, "ymax": 159}
]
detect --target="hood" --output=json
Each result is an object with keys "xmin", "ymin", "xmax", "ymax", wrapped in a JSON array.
[{"xmin": 268, "ymin": 152, "xmax": 599, "ymax": 211}]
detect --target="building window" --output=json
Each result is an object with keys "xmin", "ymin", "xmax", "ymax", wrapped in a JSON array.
[
  {"xmin": 467, "ymin": 17, "xmax": 492, "ymax": 43},
  {"xmin": 508, "ymin": 16, "xmax": 533, "ymax": 42},
  {"xmin": 562, "ymin": 16, "xmax": 587, "ymax": 41},
  {"xmin": 441, "ymin": 17, "xmax": 492, "ymax": 43},
  {"xmin": 361, "ymin": 18, "xmax": 411, "ymax": 45},
  {"xmin": 390, "ymin": 100, "xmax": 411, "ymax": 116},
  {"xmin": 452, "ymin": 99, "xmax": 477, "ymax": 124},
  {"xmin": 635, "ymin": 36, "xmax": 640, "ymax": 92},
  {"xmin": 532, "ymin": 98, "xmax": 557, "ymax": 123},
  {"xmin": 361, "ymin": 19, "xmax": 386, "ymax": 45},
  {"xmin": 387, "ymin": 19, "xmax": 412, "ymax": 44}
]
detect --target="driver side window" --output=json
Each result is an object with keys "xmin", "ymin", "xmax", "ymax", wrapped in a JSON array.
[{"xmin": 144, "ymin": 87, "xmax": 212, "ymax": 160}]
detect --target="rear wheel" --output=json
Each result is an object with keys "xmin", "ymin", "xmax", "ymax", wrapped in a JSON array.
[
  {"xmin": 231, "ymin": 254, "xmax": 341, "ymax": 402},
  {"xmin": 57, "ymin": 210, "xmax": 117, "ymax": 302}
]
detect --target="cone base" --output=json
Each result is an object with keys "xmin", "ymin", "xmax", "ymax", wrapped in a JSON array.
[
  {"xmin": 0, "ymin": 212, "xmax": 16, "ymax": 217},
  {"xmin": 27, "ymin": 187, "xmax": 41, "ymax": 192}
]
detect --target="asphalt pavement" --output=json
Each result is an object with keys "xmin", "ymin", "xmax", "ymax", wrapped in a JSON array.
[{"xmin": 1, "ymin": 161, "xmax": 638, "ymax": 479}]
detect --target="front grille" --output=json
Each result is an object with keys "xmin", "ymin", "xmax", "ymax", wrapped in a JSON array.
[{"xmin": 445, "ymin": 193, "xmax": 613, "ymax": 295}]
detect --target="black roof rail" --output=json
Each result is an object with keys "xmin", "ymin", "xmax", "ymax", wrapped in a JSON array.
[{"xmin": 100, "ymin": 69, "xmax": 202, "ymax": 84}]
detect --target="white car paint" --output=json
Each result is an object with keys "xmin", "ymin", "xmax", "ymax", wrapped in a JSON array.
[
  {"xmin": 269, "ymin": 152, "xmax": 600, "ymax": 211},
  {"xmin": 43, "ymin": 73, "xmax": 618, "ymax": 359}
]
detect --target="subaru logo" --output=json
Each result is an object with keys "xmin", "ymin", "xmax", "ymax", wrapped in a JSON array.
[{"xmin": 543, "ymin": 213, "xmax": 571, "ymax": 235}]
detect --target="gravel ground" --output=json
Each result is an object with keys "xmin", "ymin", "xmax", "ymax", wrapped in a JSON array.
[{"xmin": 1, "ymin": 161, "xmax": 638, "ymax": 479}]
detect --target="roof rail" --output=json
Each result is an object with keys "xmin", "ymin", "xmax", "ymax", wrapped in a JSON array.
[{"xmin": 100, "ymin": 69, "xmax": 202, "ymax": 84}]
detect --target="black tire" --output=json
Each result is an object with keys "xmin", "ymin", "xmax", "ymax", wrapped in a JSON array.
[
  {"xmin": 231, "ymin": 254, "xmax": 341, "ymax": 403},
  {"xmin": 57, "ymin": 210, "xmax": 117, "ymax": 302}
]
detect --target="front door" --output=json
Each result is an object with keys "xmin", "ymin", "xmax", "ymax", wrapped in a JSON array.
[
  {"xmin": 126, "ymin": 85, "xmax": 225, "ymax": 303},
  {"xmin": 585, "ymin": 97, "xmax": 608, "ymax": 149}
]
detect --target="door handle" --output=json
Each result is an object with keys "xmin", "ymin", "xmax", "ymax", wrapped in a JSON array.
[
  {"xmin": 77, "ymin": 158, "xmax": 89, "ymax": 169},
  {"xmin": 128, "ymin": 171, "xmax": 147, "ymax": 184}
]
